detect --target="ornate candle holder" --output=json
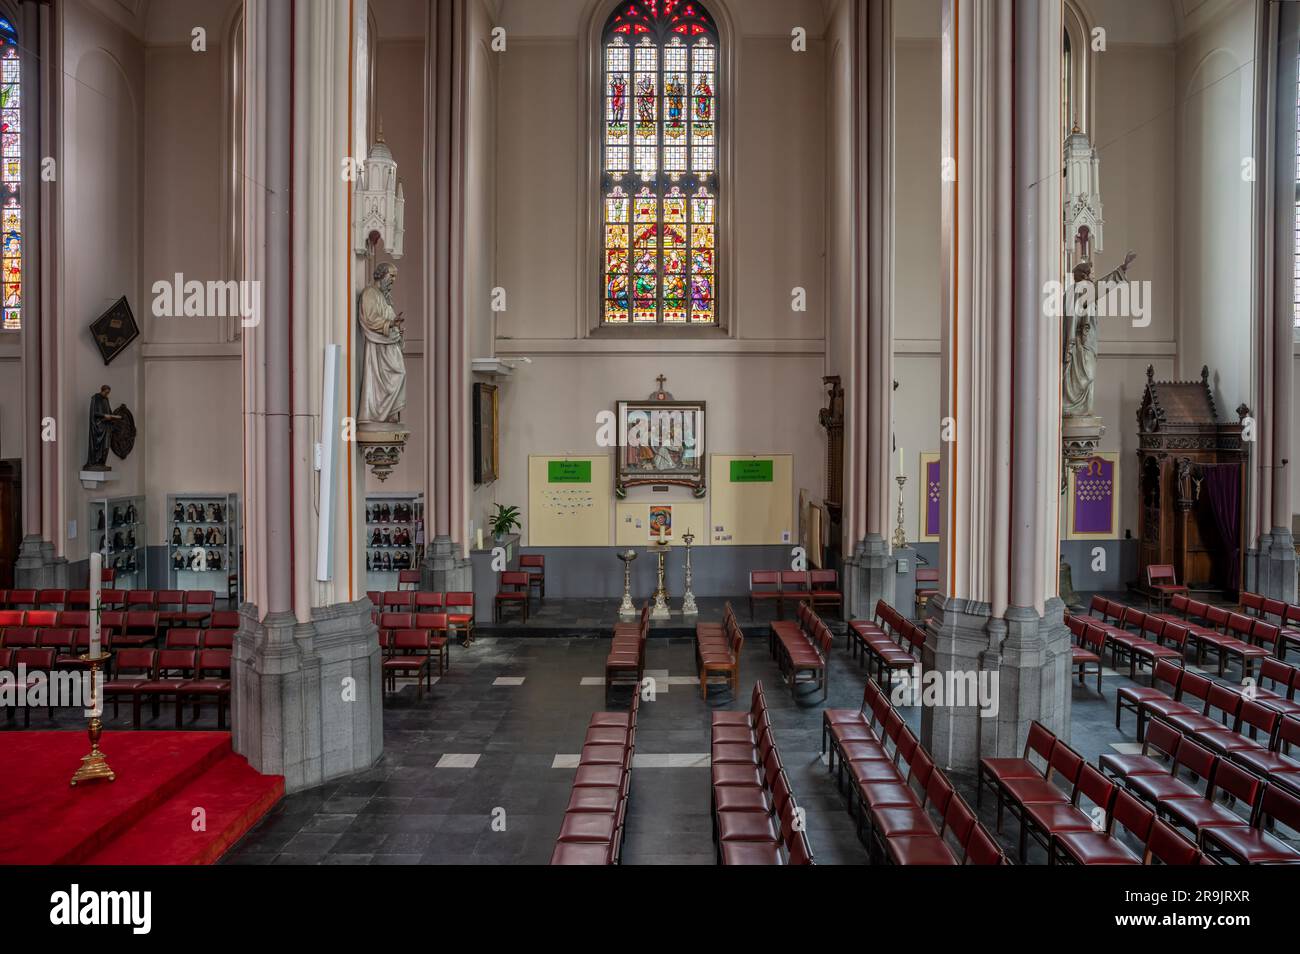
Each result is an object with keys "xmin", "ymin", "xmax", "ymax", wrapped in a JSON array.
[
  {"xmin": 650, "ymin": 539, "xmax": 671, "ymax": 621},
  {"xmin": 892, "ymin": 474, "xmax": 908, "ymax": 549},
  {"xmin": 681, "ymin": 529, "xmax": 698, "ymax": 616},
  {"xmin": 70, "ymin": 653, "xmax": 115, "ymax": 786},
  {"xmin": 617, "ymin": 549, "xmax": 638, "ymax": 617}
]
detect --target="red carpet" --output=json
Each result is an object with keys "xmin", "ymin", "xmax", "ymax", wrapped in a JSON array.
[{"xmin": 0, "ymin": 731, "xmax": 283, "ymax": 865}]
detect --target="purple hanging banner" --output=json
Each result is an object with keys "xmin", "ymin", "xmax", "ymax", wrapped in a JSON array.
[
  {"xmin": 925, "ymin": 459, "xmax": 941, "ymax": 538},
  {"xmin": 1072, "ymin": 456, "xmax": 1116, "ymax": 536}
]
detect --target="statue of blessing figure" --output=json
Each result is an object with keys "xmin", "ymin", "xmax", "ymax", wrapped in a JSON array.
[
  {"xmin": 358, "ymin": 262, "xmax": 406, "ymax": 425},
  {"xmin": 1062, "ymin": 250, "xmax": 1136, "ymax": 417}
]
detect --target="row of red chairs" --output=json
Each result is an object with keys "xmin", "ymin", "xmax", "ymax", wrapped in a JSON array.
[
  {"xmin": 0, "ymin": 588, "xmax": 217, "ymax": 618},
  {"xmin": 1088, "ymin": 596, "xmax": 1271, "ymax": 680},
  {"xmin": 105, "ymin": 648, "xmax": 232, "ymax": 729},
  {"xmin": 710, "ymin": 682, "xmax": 813, "ymax": 864},
  {"xmin": 1239, "ymin": 591, "xmax": 1300, "ymax": 659},
  {"xmin": 980, "ymin": 721, "xmax": 1215, "ymax": 865},
  {"xmin": 747, "ymin": 569, "xmax": 842, "ymax": 620},
  {"xmin": 1100, "ymin": 719, "xmax": 1300, "ymax": 864},
  {"xmin": 823, "ymin": 678, "xmax": 1004, "ymax": 864},
  {"xmin": 848, "ymin": 599, "xmax": 927, "ymax": 690},
  {"xmin": 769, "ymin": 602, "xmax": 832, "ymax": 701},
  {"xmin": 0, "ymin": 626, "xmax": 235, "ymax": 654},
  {"xmin": 1147, "ymin": 594, "xmax": 1276, "ymax": 674},
  {"xmin": 1117, "ymin": 657, "xmax": 1300, "ymax": 754},
  {"xmin": 368, "ymin": 591, "xmax": 475, "ymax": 644},
  {"xmin": 550, "ymin": 693, "xmax": 639, "ymax": 865},
  {"xmin": 695, "ymin": 602, "xmax": 743, "ymax": 699},
  {"xmin": 606, "ymin": 604, "xmax": 649, "ymax": 705}
]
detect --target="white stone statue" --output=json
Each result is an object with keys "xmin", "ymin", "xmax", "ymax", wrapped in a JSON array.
[
  {"xmin": 1063, "ymin": 251, "xmax": 1136, "ymax": 417},
  {"xmin": 358, "ymin": 262, "xmax": 406, "ymax": 425}
]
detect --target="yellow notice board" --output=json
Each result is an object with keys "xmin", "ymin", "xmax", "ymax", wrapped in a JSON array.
[
  {"xmin": 709, "ymin": 455, "xmax": 793, "ymax": 545},
  {"xmin": 527, "ymin": 455, "xmax": 611, "ymax": 546}
]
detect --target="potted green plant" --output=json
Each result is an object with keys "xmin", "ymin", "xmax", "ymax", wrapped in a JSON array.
[{"xmin": 489, "ymin": 503, "xmax": 521, "ymax": 543}]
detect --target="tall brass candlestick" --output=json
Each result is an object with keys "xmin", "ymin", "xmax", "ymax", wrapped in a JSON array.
[
  {"xmin": 71, "ymin": 652, "xmax": 115, "ymax": 786},
  {"xmin": 892, "ymin": 474, "xmax": 908, "ymax": 549}
]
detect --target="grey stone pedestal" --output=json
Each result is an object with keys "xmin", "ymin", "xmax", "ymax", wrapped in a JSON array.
[
  {"xmin": 920, "ymin": 596, "xmax": 1071, "ymax": 772},
  {"xmin": 14, "ymin": 536, "xmax": 69, "ymax": 589},
  {"xmin": 232, "ymin": 599, "xmax": 382, "ymax": 793},
  {"xmin": 423, "ymin": 535, "xmax": 473, "ymax": 593},
  {"xmin": 1252, "ymin": 530, "xmax": 1297, "ymax": 603},
  {"xmin": 845, "ymin": 535, "xmax": 897, "ymax": 620}
]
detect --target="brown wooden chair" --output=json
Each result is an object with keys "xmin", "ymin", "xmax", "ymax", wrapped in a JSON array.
[
  {"xmin": 495, "ymin": 571, "xmax": 531, "ymax": 623},
  {"xmin": 1145, "ymin": 563, "xmax": 1188, "ymax": 612},
  {"xmin": 520, "ymin": 554, "xmax": 546, "ymax": 602},
  {"xmin": 915, "ymin": 568, "xmax": 939, "ymax": 618},
  {"xmin": 748, "ymin": 571, "xmax": 782, "ymax": 620}
]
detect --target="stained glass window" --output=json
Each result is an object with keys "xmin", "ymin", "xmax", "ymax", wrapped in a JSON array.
[
  {"xmin": 0, "ymin": 18, "xmax": 19, "ymax": 332},
  {"xmin": 602, "ymin": 1, "xmax": 717, "ymax": 325}
]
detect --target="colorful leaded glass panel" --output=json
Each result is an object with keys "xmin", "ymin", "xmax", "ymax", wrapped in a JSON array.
[
  {"xmin": 602, "ymin": 2, "xmax": 717, "ymax": 325},
  {"xmin": 0, "ymin": 19, "xmax": 20, "ymax": 332}
]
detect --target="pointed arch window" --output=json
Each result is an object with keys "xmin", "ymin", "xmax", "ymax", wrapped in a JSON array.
[
  {"xmin": 0, "ymin": 16, "xmax": 20, "ymax": 331},
  {"xmin": 601, "ymin": 1, "xmax": 718, "ymax": 325}
]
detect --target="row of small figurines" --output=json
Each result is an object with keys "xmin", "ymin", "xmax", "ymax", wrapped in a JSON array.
[
  {"xmin": 172, "ymin": 548, "xmax": 226, "ymax": 571},
  {"xmin": 172, "ymin": 526, "xmax": 226, "ymax": 546},
  {"xmin": 366, "ymin": 503, "xmax": 419, "ymax": 523},
  {"xmin": 104, "ymin": 553, "xmax": 141, "ymax": 573},
  {"xmin": 370, "ymin": 528, "xmax": 414, "ymax": 547},
  {"xmin": 367, "ymin": 551, "xmax": 415, "ymax": 571},
  {"xmin": 173, "ymin": 502, "xmax": 226, "ymax": 524},
  {"xmin": 97, "ymin": 532, "xmax": 141, "ymax": 553},
  {"xmin": 96, "ymin": 504, "xmax": 140, "ymax": 530}
]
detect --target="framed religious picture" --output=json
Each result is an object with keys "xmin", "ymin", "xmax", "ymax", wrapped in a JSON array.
[
  {"xmin": 614, "ymin": 398, "xmax": 706, "ymax": 497},
  {"xmin": 1066, "ymin": 452, "xmax": 1120, "ymax": 539},
  {"xmin": 89, "ymin": 296, "xmax": 140, "ymax": 365},
  {"xmin": 472, "ymin": 382, "xmax": 499, "ymax": 485},
  {"xmin": 918, "ymin": 452, "xmax": 941, "ymax": 543}
]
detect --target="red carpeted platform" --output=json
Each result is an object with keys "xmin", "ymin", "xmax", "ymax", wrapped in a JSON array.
[{"xmin": 0, "ymin": 731, "xmax": 283, "ymax": 865}]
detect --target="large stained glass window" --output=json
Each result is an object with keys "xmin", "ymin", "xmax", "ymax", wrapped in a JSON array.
[
  {"xmin": 602, "ymin": 1, "xmax": 717, "ymax": 325},
  {"xmin": 0, "ymin": 18, "xmax": 19, "ymax": 332}
]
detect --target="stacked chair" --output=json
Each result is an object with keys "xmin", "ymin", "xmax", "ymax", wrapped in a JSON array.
[
  {"xmin": 694, "ymin": 602, "xmax": 743, "ymax": 700},
  {"xmin": 769, "ymin": 602, "xmax": 832, "ymax": 701},
  {"xmin": 848, "ymin": 599, "xmax": 926, "ymax": 690},
  {"xmin": 550, "ymin": 693, "xmax": 638, "ymax": 865},
  {"xmin": 710, "ymin": 682, "xmax": 814, "ymax": 864},
  {"xmin": 823, "ymin": 678, "xmax": 1004, "ymax": 865}
]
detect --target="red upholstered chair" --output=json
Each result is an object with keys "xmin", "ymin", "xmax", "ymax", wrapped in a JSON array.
[
  {"xmin": 397, "ymin": 569, "xmax": 421, "ymax": 591},
  {"xmin": 178, "ymin": 590, "xmax": 215, "ymax": 627},
  {"xmin": 1, "ymin": 627, "xmax": 39, "ymax": 649},
  {"xmin": 155, "ymin": 590, "xmax": 186, "ymax": 626},
  {"xmin": 977, "ymin": 720, "xmax": 1056, "ymax": 822},
  {"xmin": 382, "ymin": 590, "xmax": 414, "ymax": 612},
  {"xmin": 25, "ymin": 610, "xmax": 57, "ymax": 628},
  {"xmin": 11, "ymin": 647, "xmax": 55, "ymax": 725},
  {"xmin": 495, "ymin": 572, "xmax": 530, "ymax": 623},
  {"xmin": 177, "ymin": 649, "xmax": 232, "ymax": 728},
  {"xmin": 366, "ymin": 590, "xmax": 382, "ymax": 608},
  {"xmin": 414, "ymin": 591, "xmax": 444, "ymax": 611},
  {"xmin": 135, "ymin": 649, "xmax": 198, "ymax": 725},
  {"xmin": 100, "ymin": 589, "xmax": 126, "ymax": 610},
  {"xmin": 165, "ymin": 627, "xmax": 203, "ymax": 649},
  {"xmin": 0, "ymin": 610, "xmax": 27, "ymax": 631},
  {"xmin": 58, "ymin": 611, "xmax": 90, "ymax": 630},
  {"xmin": 748, "ymin": 571, "xmax": 782, "ymax": 620},
  {"xmin": 37, "ymin": 589, "xmax": 67, "ymax": 609},
  {"xmin": 99, "ymin": 567, "xmax": 115, "ymax": 586},
  {"xmin": 40, "ymin": 628, "xmax": 75, "ymax": 666},
  {"xmin": 1143, "ymin": 818, "xmax": 1201, "ymax": 865},
  {"xmin": 780, "ymin": 571, "xmax": 812, "ymax": 614},
  {"xmin": 1201, "ymin": 784, "xmax": 1300, "ymax": 864},
  {"xmin": 809, "ymin": 569, "xmax": 842, "ymax": 617},
  {"xmin": 1146, "ymin": 563, "xmax": 1188, "ymax": 612},
  {"xmin": 126, "ymin": 589, "xmax": 155, "ymax": 609},
  {"xmin": 106, "ymin": 648, "xmax": 156, "ymax": 722},
  {"xmin": 66, "ymin": 590, "xmax": 91, "ymax": 610},
  {"xmin": 383, "ymin": 630, "xmax": 433, "ymax": 698},
  {"xmin": 413, "ymin": 612, "xmax": 451, "ymax": 676},
  {"xmin": 115, "ymin": 611, "xmax": 160, "ymax": 648},
  {"xmin": 446, "ymin": 591, "xmax": 476, "ymax": 645},
  {"xmin": 519, "ymin": 554, "xmax": 546, "ymax": 602},
  {"xmin": 203, "ymin": 629, "xmax": 236, "ymax": 650},
  {"xmin": 1051, "ymin": 788, "xmax": 1150, "ymax": 865},
  {"xmin": 55, "ymin": 629, "xmax": 93, "ymax": 671},
  {"xmin": 7, "ymin": 590, "xmax": 36, "ymax": 609},
  {"xmin": 210, "ymin": 610, "xmax": 241, "ymax": 629},
  {"xmin": 914, "ymin": 568, "xmax": 940, "ymax": 618}
]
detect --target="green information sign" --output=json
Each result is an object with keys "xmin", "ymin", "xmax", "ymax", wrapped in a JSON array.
[
  {"xmin": 548, "ymin": 460, "xmax": 592, "ymax": 483},
  {"xmin": 730, "ymin": 459, "xmax": 774, "ymax": 483}
]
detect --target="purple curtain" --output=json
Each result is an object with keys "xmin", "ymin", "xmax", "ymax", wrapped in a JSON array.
[{"xmin": 1202, "ymin": 463, "xmax": 1241, "ymax": 592}]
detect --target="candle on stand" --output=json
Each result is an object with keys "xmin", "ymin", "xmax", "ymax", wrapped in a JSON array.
[
  {"xmin": 658, "ymin": 524, "xmax": 665, "ymax": 543},
  {"xmin": 898, "ymin": 446, "xmax": 905, "ymax": 476},
  {"xmin": 89, "ymin": 551, "xmax": 102, "ymax": 658},
  {"xmin": 476, "ymin": 527, "xmax": 484, "ymax": 550}
]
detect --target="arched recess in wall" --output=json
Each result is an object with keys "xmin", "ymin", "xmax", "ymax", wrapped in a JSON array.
[
  {"xmin": 578, "ymin": 0, "xmax": 736, "ymax": 337},
  {"xmin": 1063, "ymin": 0, "xmax": 1096, "ymax": 140}
]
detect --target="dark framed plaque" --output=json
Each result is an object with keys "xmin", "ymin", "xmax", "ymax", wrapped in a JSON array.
[{"xmin": 89, "ymin": 296, "xmax": 139, "ymax": 365}]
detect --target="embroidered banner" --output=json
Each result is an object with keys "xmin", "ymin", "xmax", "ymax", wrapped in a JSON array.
[
  {"xmin": 919, "ymin": 453, "xmax": 941, "ymax": 542},
  {"xmin": 1070, "ymin": 454, "xmax": 1119, "ymax": 538}
]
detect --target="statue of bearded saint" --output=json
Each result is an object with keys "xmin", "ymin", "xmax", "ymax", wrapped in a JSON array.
[
  {"xmin": 358, "ymin": 262, "xmax": 406, "ymax": 425},
  {"xmin": 1062, "ymin": 251, "xmax": 1136, "ymax": 417}
]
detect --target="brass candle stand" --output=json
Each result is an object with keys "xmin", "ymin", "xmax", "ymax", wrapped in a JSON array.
[
  {"xmin": 617, "ymin": 549, "xmax": 638, "ymax": 618},
  {"xmin": 70, "ymin": 653, "xmax": 115, "ymax": 786},
  {"xmin": 892, "ymin": 474, "xmax": 909, "ymax": 549},
  {"xmin": 681, "ymin": 529, "xmax": 698, "ymax": 616}
]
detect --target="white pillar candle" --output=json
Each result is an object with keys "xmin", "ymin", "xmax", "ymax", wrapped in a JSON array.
[
  {"xmin": 89, "ymin": 551, "xmax": 103, "ymax": 658},
  {"xmin": 476, "ymin": 527, "xmax": 484, "ymax": 551},
  {"xmin": 898, "ymin": 445, "xmax": 904, "ymax": 476}
]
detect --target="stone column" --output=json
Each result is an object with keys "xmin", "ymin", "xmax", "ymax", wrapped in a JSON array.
[
  {"xmin": 14, "ymin": 0, "xmax": 64, "ymax": 588},
  {"xmin": 923, "ymin": 0, "xmax": 1070, "ymax": 773},
  {"xmin": 422, "ymin": 0, "xmax": 472, "ymax": 592},
  {"xmin": 232, "ymin": 0, "xmax": 382, "ymax": 793},
  {"xmin": 844, "ymin": 0, "xmax": 896, "ymax": 619},
  {"xmin": 1252, "ymin": 0, "xmax": 1299, "ymax": 600}
]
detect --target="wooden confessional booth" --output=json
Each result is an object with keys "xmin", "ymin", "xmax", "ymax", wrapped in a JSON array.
[{"xmin": 1135, "ymin": 365, "xmax": 1247, "ymax": 598}]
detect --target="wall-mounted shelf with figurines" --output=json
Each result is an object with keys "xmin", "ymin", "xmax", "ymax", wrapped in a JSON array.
[
  {"xmin": 166, "ymin": 492, "xmax": 241, "ymax": 599},
  {"xmin": 89, "ymin": 495, "xmax": 147, "ymax": 589},
  {"xmin": 365, "ymin": 491, "xmax": 424, "ymax": 590}
]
